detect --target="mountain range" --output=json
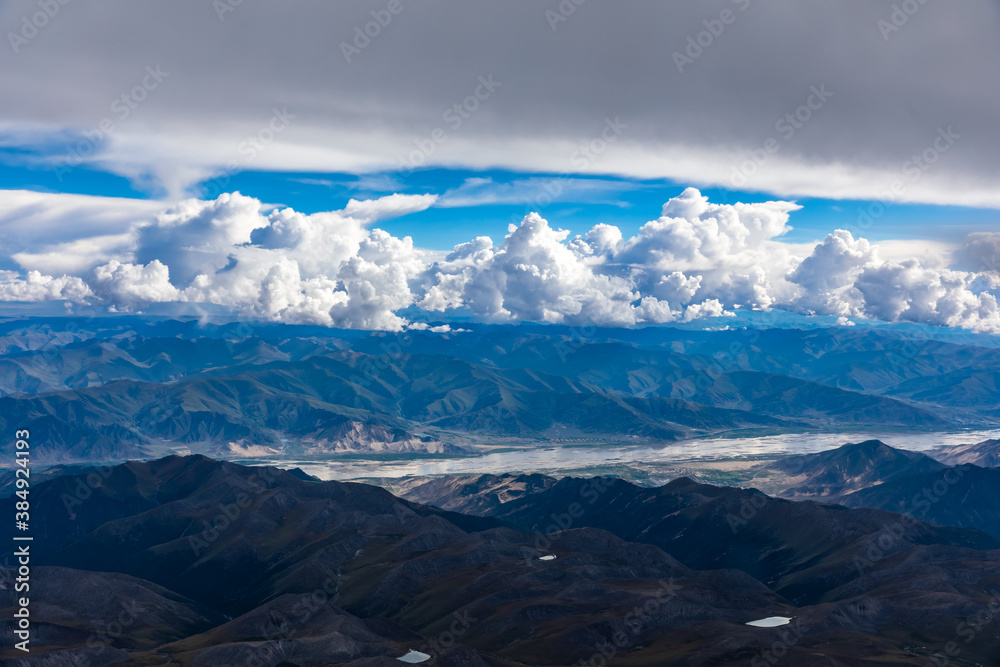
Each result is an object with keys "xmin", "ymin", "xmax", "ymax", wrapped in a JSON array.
[
  {"xmin": 5, "ymin": 453, "xmax": 1000, "ymax": 666},
  {"xmin": 2, "ymin": 318, "xmax": 999, "ymax": 463},
  {"xmin": 932, "ymin": 438, "xmax": 1000, "ymax": 467}
]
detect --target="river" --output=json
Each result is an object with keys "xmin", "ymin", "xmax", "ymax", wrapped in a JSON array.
[{"xmin": 253, "ymin": 428, "xmax": 1000, "ymax": 481}]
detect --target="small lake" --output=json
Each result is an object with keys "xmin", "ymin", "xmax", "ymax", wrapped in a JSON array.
[{"xmin": 253, "ymin": 429, "xmax": 1000, "ymax": 481}]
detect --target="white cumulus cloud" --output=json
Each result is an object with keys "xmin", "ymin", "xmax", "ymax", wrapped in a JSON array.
[{"xmin": 1, "ymin": 188, "xmax": 998, "ymax": 333}]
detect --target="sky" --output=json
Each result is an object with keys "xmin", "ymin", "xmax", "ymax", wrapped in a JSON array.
[{"xmin": 0, "ymin": 1, "xmax": 998, "ymax": 332}]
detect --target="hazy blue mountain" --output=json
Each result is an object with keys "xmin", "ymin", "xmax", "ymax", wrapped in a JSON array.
[
  {"xmin": 883, "ymin": 368, "xmax": 1000, "ymax": 419},
  {"xmin": 4, "ymin": 317, "xmax": 994, "ymax": 463},
  {"xmin": 932, "ymin": 438, "xmax": 1000, "ymax": 467}
]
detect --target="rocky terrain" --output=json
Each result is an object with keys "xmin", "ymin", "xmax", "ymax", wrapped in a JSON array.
[
  {"xmin": 4, "ymin": 454, "xmax": 1000, "ymax": 666},
  {"xmin": 5, "ymin": 318, "xmax": 1000, "ymax": 463},
  {"xmin": 933, "ymin": 438, "xmax": 1000, "ymax": 467}
]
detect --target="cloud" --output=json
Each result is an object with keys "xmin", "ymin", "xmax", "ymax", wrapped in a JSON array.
[
  {"xmin": 247, "ymin": 258, "xmax": 346, "ymax": 326},
  {"xmin": 0, "ymin": 188, "xmax": 998, "ymax": 332},
  {"xmin": 12, "ymin": 233, "xmax": 135, "ymax": 275},
  {"xmin": 854, "ymin": 261, "xmax": 1000, "ymax": 332},
  {"xmin": 91, "ymin": 259, "xmax": 180, "ymax": 309},
  {"xmin": 420, "ymin": 189, "xmax": 1000, "ymax": 331},
  {"xmin": 421, "ymin": 212, "xmax": 648, "ymax": 326},
  {"xmin": 173, "ymin": 192, "xmax": 434, "ymax": 328},
  {"xmin": 0, "ymin": 270, "xmax": 92, "ymax": 302},
  {"xmin": 0, "ymin": 190, "xmax": 162, "ymax": 272},
  {"xmin": 435, "ymin": 177, "xmax": 639, "ymax": 208},
  {"xmin": 683, "ymin": 299, "xmax": 734, "ymax": 322},
  {"xmin": 782, "ymin": 229, "xmax": 1000, "ymax": 332},
  {"xmin": 340, "ymin": 193, "xmax": 440, "ymax": 224},
  {"xmin": 786, "ymin": 229, "xmax": 874, "ymax": 316},
  {"xmin": 326, "ymin": 229, "xmax": 425, "ymax": 330},
  {"xmin": 1, "ymin": 3, "xmax": 999, "ymax": 205},
  {"xmin": 134, "ymin": 192, "xmax": 270, "ymax": 286},
  {"xmin": 617, "ymin": 188, "xmax": 800, "ymax": 268},
  {"xmin": 951, "ymin": 232, "xmax": 1000, "ymax": 274}
]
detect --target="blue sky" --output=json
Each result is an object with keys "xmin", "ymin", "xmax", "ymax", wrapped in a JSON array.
[
  {"xmin": 1, "ymin": 1, "xmax": 998, "ymax": 332},
  {"xmin": 1, "ymin": 152, "xmax": 995, "ymax": 252}
]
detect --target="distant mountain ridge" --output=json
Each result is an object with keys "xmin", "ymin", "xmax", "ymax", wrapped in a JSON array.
[
  {"xmin": 3, "ymin": 319, "xmax": 993, "ymax": 463},
  {"xmin": 932, "ymin": 438, "xmax": 1000, "ymax": 467}
]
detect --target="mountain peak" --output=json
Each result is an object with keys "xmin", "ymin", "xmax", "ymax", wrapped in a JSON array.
[
  {"xmin": 853, "ymin": 439, "xmax": 890, "ymax": 450},
  {"xmin": 934, "ymin": 439, "xmax": 1000, "ymax": 467},
  {"xmin": 664, "ymin": 475, "xmax": 700, "ymax": 489},
  {"xmin": 766, "ymin": 439, "xmax": 947, "ymax": 499}
]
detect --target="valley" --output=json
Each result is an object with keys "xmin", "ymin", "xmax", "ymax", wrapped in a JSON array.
[
  {"xmin": 4, "ymin": 318, "xmax": 1000, "ymax": 665},
  {"xmin": 5, "ymin": 441, "xmax": 1000, "ymax": 665}
]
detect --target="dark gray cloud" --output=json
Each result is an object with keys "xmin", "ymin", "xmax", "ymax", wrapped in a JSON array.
[{"xmin": 1, "ymin": 0, "xmax": 999, "ymax": 204}]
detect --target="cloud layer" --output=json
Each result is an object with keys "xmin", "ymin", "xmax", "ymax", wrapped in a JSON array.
[
  {"xmin": 2, "ymin": 2, "xmax": 1000, "ymax": 206},
  {"xmin": 1, "ymin": 188, "xmax": 998, "ymax": 332}
]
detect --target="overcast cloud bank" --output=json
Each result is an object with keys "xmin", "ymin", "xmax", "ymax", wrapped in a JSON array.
[{"xmin": 2, "ymin": 1, "xmax": 1000, "ymax": 205}]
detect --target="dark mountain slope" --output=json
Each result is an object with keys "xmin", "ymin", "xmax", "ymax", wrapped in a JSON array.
[
  {"xmin": 400, "ymin": 472, "xmax": 559, "ymax": 515},
  {"xmin": 840, "ymin": 464, "xmax": 1000, "ymax": 540},
  {"xmin": 932, "ymin": 438, "xmax": 1000, "ymax": 467},
  {"xmin": 483, "ymin": 476, "xmax": 997, "ymax": 605},
  {"xmin": 4, "ymin": 456, "xmax": 807, "ymax": 666},
  {"xmin": 6, "ymin": 456, "xmax": 1000, "ymax": 665},
  {"xmin": 0, "ymin": 565, "xmax": 224, "ymax": 656},
  {"xmin": 761, "ymin": 440, "xmax": 948, "ymax": 499}
]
